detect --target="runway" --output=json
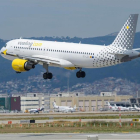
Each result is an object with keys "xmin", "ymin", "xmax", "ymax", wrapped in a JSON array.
[{"xmin": 0, "ymin": 133, "xmax": 140, "ymax": 140}]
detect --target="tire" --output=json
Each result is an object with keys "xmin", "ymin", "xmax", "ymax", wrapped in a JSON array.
[
  {"xmin": 81, "ymin": 71, "xmax": 86, "ymax": 78},
  {"xmin": 48, "ymin": 73, "xmax": 53, "ymax": 79},
  {"xmin": 43, "ymin": 73, "xmax": 48, "ymax": 79},
  {"xmin": 76, "ymin": 72, "xmax": 81, "ymax": 78}
]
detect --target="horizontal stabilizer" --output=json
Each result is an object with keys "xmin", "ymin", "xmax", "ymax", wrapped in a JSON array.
[{"xmin": 133, "ymin": 48, "xmax": 140, "ymax": 51}]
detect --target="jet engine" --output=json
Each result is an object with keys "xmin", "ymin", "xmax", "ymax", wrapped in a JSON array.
[{"xmin": 12, "ymin": 59, "xmax": 35, "ymax": 72}]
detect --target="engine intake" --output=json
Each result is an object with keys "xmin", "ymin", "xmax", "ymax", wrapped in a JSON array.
[{"xmin": 12, "ymin": 59, "xmax": 35, "ymax": 72}]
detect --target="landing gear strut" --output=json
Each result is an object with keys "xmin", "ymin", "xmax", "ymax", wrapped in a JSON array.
[
  {"xmin": 76, "ymin": 69, "xmax": 86, "ymax": 78},
  {"xmin": 43, "ymin": 63, "xmax": 53, "ymax": 79}
]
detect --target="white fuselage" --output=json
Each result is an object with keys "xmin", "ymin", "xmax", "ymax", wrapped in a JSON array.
[{"xmin": 1, "ymin": 39, "xmax": 123, "ymax": 69}]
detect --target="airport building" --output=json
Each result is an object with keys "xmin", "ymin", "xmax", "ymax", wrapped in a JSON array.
[
  {"xmin": 20, "ymin": 93, "xmax": 44, "ymax": 111},
  {"xmin": 0, "ymin": 92, "xmax": 133, "ymax": 112},
  {"xmin": 129, "ymin": 91, "xmax": 140, "ymax": 107},
  {"xmin": 0, "ymin": 97, "xmax": 20, "ymax": 111},
  {"xmin": 50, "ymin": 92, "xmax": 132, "ymax": 111}
]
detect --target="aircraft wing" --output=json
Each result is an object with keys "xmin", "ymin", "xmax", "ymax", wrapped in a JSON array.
[{"xmin": 6, "ymin": 52, "xmax": 74, "ymax": 67}]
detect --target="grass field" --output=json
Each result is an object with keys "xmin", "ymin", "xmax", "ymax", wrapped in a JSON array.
[{"xmin": 0, "ymin": 121, "xmax": 140, "ymax": 133}]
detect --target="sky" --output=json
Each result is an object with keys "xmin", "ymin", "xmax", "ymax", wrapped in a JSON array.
[{"xmin": 0, "ymin": 0, "xmax": 140, "ymax": 40}]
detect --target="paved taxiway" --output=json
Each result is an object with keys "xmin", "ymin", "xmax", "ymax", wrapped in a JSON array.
[
  {"xmin": 0, "ymin": 111, "xmax": 139, "ymax": 119},
  {"xmin": 0, "ymin": 133, "xmax": 140, "ymax": 140}
]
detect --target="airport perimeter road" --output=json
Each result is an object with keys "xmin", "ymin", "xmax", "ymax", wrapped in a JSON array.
[
  {"xmin": 0, "ymin": 133, "xmax": 140, "ymax": 140},
  {"xmin": 0, "ymin": 119, "xmax": 132, "ymax": 124}
]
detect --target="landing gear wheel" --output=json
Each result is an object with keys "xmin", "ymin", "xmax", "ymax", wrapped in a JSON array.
[
  {"xmin": 43, "ymin": 73, "xmax": 48, "ymax": 79},
  {"xmin": 81, "ymin": 71, "xmax": 86, "ymax": 78},
  {"xmin": 76, "ymin": 72, "xmax": 81, "ymax": 78},
  {"xmin": 43, "ymin": 63, "xmax": 53, "ymax": 80},
  {"xmin": 43, "ymin": 72, "xmax": 53, "ymax": 79},
  {"xmin": 48, "ymin": 73, "xmax": 53, "ymax": 79},
  {"xmin": 76, "ymin": 71, "xmax": 86, "ymax": 78}
]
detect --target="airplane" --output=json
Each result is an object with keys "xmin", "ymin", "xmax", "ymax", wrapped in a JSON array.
[
  {"xmin": 52, "ymin": 101, "xmax": 76, "ymax": 113},
  {"xmin": 134, "ymin": 105, "xmax": 140, "ymax": 111},
  {"xmin": 114, "ymin": 104, "xmax": 129, "ymax": 111},
  {"xmin": 107, "ymin": 102, "xmax": 118, "ymax": 111},
  {"xmin": 0, "ymin": 14, "xmax": 140, "ymax": 79},
  {"xmin": 128, "ymin": 106, "xmax": 136, "ymax": 111},
  {"xmin": 29, "ymin": 107, "xmax": 44, "ymax": 114}
]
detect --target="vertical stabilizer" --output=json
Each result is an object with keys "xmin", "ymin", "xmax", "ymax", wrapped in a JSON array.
[
  {"xmin": 74, "ymin": 105, "xmax": 76, "ymax": 109},
  {"xmin": 111, "ymin": 14, "xmax": 138, "ymax": 49},
  {"xmin": 52, "ymin": 102, "xmax": 57, "ymax": 108},
  {"xmin": 107, "ymin": 102, "xmax": 110, "ymax": 106}
]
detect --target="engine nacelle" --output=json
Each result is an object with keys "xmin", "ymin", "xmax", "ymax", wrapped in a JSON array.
[{"xmin": 12, "ymin": 59, "xmax": 35, "ymax": 72}]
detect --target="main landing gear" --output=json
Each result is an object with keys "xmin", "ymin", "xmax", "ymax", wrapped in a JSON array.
[
  {"xmin": 43, "ymin": 63, "xmax": 53, "ymax": 79},
  {"xmin": 76, "ymin": 69, "xmax": 86, "ymax": 78}
]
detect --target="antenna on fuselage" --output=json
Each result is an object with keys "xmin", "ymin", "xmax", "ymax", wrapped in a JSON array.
[
  {"xmin": 20, "ymin": 37, "xmax": 22, "ymax": 39},
  {"xmin": 79, "ymin": 41, "xmax": 81, "ymax": 44}
]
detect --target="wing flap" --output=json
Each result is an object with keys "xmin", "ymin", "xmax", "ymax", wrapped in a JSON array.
[{"xmin": 7, "ymin": 53, "xmax": 75, "ymax": 67}]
